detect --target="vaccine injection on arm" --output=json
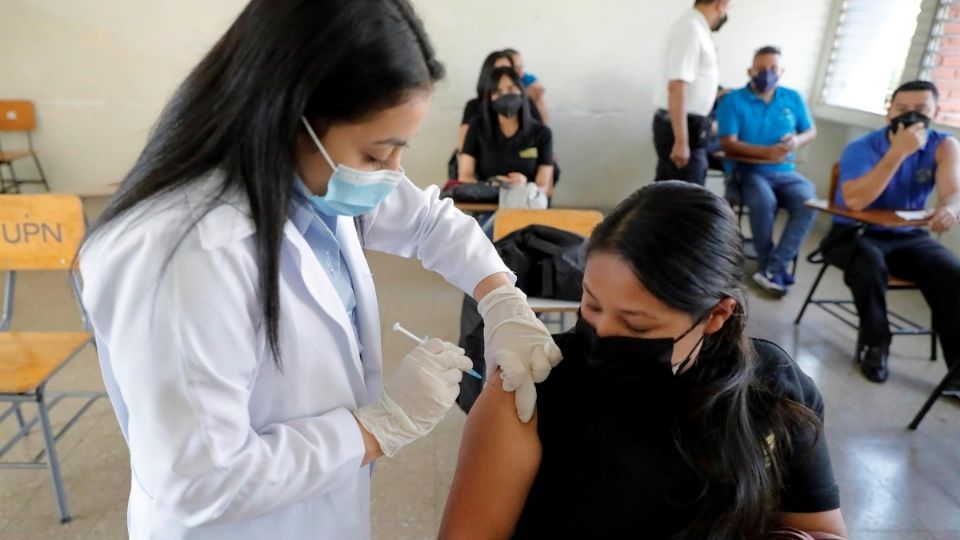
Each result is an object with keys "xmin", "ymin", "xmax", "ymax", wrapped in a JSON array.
[{"xmin": 393, "ymin": 322, "xmax": 483, "ymax": 380}]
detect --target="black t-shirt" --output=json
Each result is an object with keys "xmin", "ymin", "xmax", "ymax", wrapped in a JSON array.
[
  {"xmin": 512, "ymin": 334, "xmax": 840, "ymax": 539},
  {"xmin": 461, "ymin": 97, "xmax": 543, "ymax": 125},
  {"xmin": 461, "ymin": 117, "xmax": 553, "ymax": 182}
]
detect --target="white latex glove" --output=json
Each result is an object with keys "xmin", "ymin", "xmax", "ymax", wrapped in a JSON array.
[
  {"xmin": 355, "ymin": 339, "xmax": 471, "ymax": 457},
  {"xmin": 477, "ymin": 285, "xmax": 563, "ymax": 423}
]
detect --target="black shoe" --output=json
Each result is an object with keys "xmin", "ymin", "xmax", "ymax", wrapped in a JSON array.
[
  {"xmin": 860, "ymin": 346, "xmax": 889, "ymax": 383},
  {"xmin": 854, "ymin": 336, "xmax": 867, "ymax": 365}
]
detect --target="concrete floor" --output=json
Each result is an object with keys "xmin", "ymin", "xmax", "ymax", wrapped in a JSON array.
[{"xmin": 0, "ymin": 196, "xmax": 958, "ymax": 539}]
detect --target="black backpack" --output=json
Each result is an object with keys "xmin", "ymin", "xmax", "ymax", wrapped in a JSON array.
[
  {"xmin": 456, "ymin": 224, "xmax": 587, "ymax": 413},
  {"xmin": 495, "ymin": 224, "xmax": 587, "ymax": 301}
]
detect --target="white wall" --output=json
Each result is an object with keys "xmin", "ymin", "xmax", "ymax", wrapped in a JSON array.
[
  {"xmin": 1, "ymin": 0, "xmax": 832, "ymax": 207},
  {"xmin": 0, "ymin": 0, "xmax": 247, "ymax": 195}
]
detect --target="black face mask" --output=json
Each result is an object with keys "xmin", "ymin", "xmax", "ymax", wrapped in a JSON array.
[
  {"xmin": 889, "ymin": 111, "xmax": 931, "ymax": 134},
  {"xmin": 712, "ymin": 14, "xmax": 729, "ymax": 32},
  {"xmin": 492, "ymin": 94, "xmax": 523, "ymax": 118},
  {"xmin": 575, "ymin": 316, "xmax": 706, "ymax": 384}
]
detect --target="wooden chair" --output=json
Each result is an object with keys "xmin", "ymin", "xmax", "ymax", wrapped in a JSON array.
[
  {"xmin": 794, "ymin": 164, "xmax": 937, "ymax": 364},
  {"xmin": 0, "ymin": 194, "xmax": 105, "ymax": 523},
  {"xmin": 494, "ymin": 209, "xmax": 604, "ymax": 331},
  {"xmin": 0, "ymin": 101, "xmax": 50, "ymax": 193}
]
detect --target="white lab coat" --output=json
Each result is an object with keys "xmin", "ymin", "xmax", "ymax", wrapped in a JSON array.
[{"xmin": 80, "ymin": 172, "xmax": 511, "ymax": 539}]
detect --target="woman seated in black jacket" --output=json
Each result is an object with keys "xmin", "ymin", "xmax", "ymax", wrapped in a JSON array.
[
  {"xmin": 458, "ymin": 66, "xmax": 555, "ymax": 199},
  {"xmin": 441, "ymin": 182, "xmax": 848, "ymax": 539}
]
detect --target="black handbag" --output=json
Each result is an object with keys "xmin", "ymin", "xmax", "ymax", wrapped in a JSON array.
[{"xmin": 441, "ymin": 178, "xmax": 504, "ymax": 203}]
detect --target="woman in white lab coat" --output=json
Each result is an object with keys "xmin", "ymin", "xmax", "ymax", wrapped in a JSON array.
[{"xmin": 78, "ymin": 1, "xmax": 561, "ymax": 538}]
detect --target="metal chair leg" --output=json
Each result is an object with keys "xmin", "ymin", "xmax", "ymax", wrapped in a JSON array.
[
  {"xmin": 930, "ymin": 329, "xmax": 938, "ymax": 362},
  {"xmin": 795, "ymin": 263, "xmax": 828, "ymax": 325},
  {"xmin": 0, "ymin": 162, "xmax": 13, "ymax": 193},
  {"xmin": 909, "ymin": 361, "xmax": 960, "ymax": 430},
  {"xmin": 4, "ymin": 161, "xmax": 22, "ymax": 194},
  {"xmin": 31, "ymin": 154, "xmax": 50, "ymax": 192},
  {"xmin": 14, "ymin": 405, "xmax": 25, "ymax": 430},
  {"xmin": 36, "ymin": 387, "xmax": 71, "ymax": 523}
]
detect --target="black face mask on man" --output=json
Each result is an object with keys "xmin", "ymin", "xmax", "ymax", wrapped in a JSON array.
[
  {"xmin": 889, "ymin": 111, "xmax": 931, "ymax": 134},
  {"xmin": 575, "ymin": 315, "xmax": 707, "ymax": 384},
  {"xmin": 492, "ymin": 94, "xmax": 523, "ymax": 118}
]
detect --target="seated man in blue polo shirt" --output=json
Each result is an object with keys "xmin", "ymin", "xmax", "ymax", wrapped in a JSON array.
[
  {"xmin": 822, "ymin": 80, "xmax": 960, "ymax": 392},
  {"xmin": 717, "ymin": 46, "xmax": 818, "ymax": 296}
]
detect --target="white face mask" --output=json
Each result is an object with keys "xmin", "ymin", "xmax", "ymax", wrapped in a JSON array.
[{"xmin": 300, "ymin": 116, "xmax": 404, "ymax": 216}]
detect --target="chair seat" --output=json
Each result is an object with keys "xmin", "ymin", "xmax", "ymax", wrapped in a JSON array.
[
  {"xmin": 0, "ymin": 332, "xmax": 92, "ymax": 393},
  {"xmin": 527, "ymin": 297, "xmax": 580, "ymax": 313},
  {"xmin": 0, "ymin": 151, "xmax": 33, "ymax": 163}
]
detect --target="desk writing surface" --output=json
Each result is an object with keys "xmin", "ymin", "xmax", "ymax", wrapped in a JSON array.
[{"xmin": 805, "ymin": 199, "xmax": 931, "ymax": 228}]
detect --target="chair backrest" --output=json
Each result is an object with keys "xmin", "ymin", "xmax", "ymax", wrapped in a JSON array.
[
  {"xmin": 828, "ymin": 162, "xmax": 840, "ymax": 207},
  {"xmin": 493, "ymin": 208, "xmax": 604, "ymax": 242},
  {"xmin": 0, "ymin": 101, "xmax": 36, "ymax": 132},
  {"xmin": 0, "ymin": 194, "xmax": 85, "ymax": 271}
]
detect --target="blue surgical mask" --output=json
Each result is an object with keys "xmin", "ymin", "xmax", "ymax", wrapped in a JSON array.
[
  {"xmin": 751, "ymin": 69, "xmax": 780, "ymax": 93},
  {"xmin": 300, "ymin": 116, "xmax": 404, "ymax": 217}
]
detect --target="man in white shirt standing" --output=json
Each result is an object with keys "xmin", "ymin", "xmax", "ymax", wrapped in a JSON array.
[{"xmin": 652, "ymin": 0, "xmax": 731, "ymax": 185}]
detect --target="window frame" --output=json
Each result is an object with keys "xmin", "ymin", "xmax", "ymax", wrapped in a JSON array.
[{"xmin": 812, "ymin": 0, "xmax": 960, "ymax": 135}]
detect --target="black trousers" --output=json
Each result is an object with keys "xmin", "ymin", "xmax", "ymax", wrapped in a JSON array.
[
  {"xmin": 652, "ymin": 109, "xmax": 709, "ymax": 186},
  {"xmin": 821, "ymin": 224, "xmax": 960, "ymax": 368}
]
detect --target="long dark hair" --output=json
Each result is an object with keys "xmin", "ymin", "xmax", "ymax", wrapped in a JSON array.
[
  {"xmin": 475, "ymin": 51, "xmax": 514, "ymax": 97},
  {"xmin": 479, "ymin": 66, "xmax": 533, "ymax": 143},
  {"xmin": 588, "ymin": 181, "xmax": 819, "ymax": 540},
  {"xmin": 84, "ymin": 0, "xmax": 444, "ymax": 367}
]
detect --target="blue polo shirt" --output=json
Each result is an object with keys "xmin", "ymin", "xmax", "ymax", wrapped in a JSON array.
[
  {"xmin": 716, "ymin": 85, "xmax": 814, "ymax": 173},
  {"xmin": 834, "ymin": 127, "xmax": 951, "ymax": 228}
]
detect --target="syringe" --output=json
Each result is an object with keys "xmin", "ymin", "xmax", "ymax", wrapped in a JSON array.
[{"xmin": 392, "ymin": 322, "xmax": 482, "ymax": 380}]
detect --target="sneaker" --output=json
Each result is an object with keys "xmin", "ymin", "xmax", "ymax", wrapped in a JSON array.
[
  {"xmin": 780, "ymin": 271, "xmax": 796, "ymax": 287},
  {"xmin": 753, "ymin": 270, "xmax": 787, "ymax": 296}
]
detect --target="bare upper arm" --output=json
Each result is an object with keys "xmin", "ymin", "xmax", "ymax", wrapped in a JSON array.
[
  {"xmin": 935, "ymin": 135, "xmax": 960, "ymax": 200},
  {"xmin": 781, "ymin": 509, "xmax": 848, "ymax": 538},
  {"xmin": 458, "ymin": 153, "xmax": 477, "ymax": 183},
  {"xmin": 439, "ymin": 378, "xmax": 542, "ymax": 540}
]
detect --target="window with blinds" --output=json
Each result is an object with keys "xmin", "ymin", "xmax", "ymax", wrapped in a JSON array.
[{"xmin": 820, "ymin": 0, "xmax": 924, "ymax": 114}]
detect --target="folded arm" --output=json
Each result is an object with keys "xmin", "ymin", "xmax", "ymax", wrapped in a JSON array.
[{"xmin": 841, "ymin": 124, "xmax": 927, "ymax": 211}]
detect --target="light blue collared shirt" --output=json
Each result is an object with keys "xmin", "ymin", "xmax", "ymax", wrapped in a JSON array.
[{"xmin": 291, "ymin": 180, "xmax": 362, "ymax": 352}]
